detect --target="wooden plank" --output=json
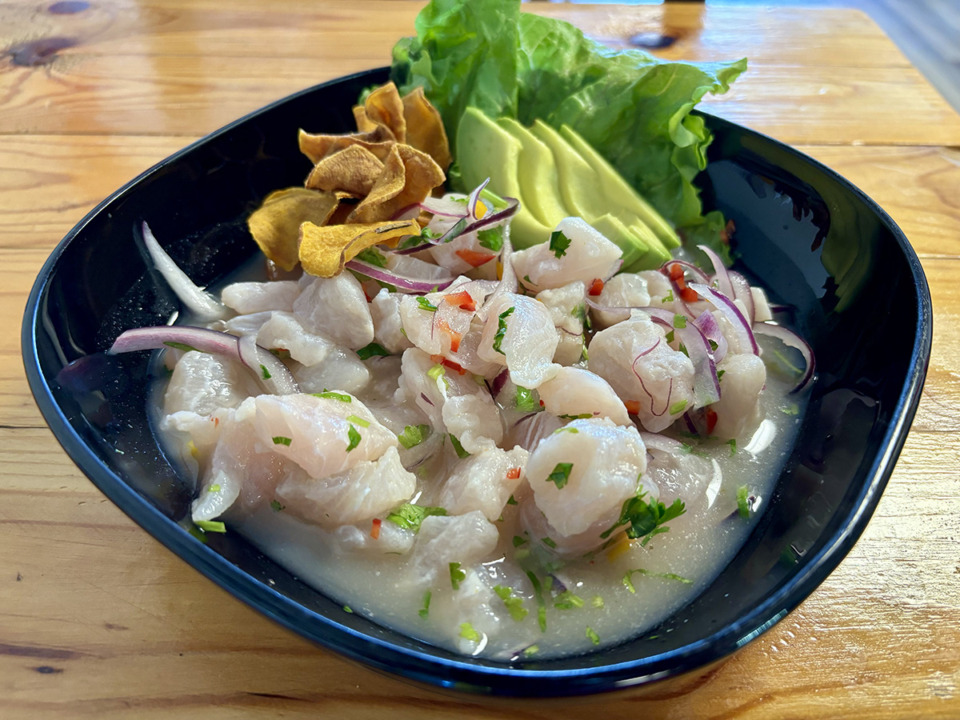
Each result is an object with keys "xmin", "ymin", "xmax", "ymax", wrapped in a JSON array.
[
  {"xmin": 0, "ymin": 413, "xmax": 957, "ymax": 717},
  {"xmin": 0, "ymin": 2, "xmax": 911, "ymax": 68}
]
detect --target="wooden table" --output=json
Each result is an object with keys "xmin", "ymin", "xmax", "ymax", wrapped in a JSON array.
[{"xmin": 3, "ymin": 2, "xmax": 960, "ymax": 717}]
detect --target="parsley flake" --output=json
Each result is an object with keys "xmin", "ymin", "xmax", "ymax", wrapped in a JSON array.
[
  {"xmin": 418, "ymin": 591, "xmax": 431, "ymax": 618},
  {"xmin": 547, "ymin": 462, "xmax": 573, "ymax": 489},
  {"xmin": 459, "ymin": 622, "xmax": 482, "ymax": 642},
  {"xmin": 356, "ymin": 342, "xmax": 390, "ymax": 360},
  {"xmin": 346, "ymin": 414, "xmax": 370, "ymax": 428},
  {"xmin": 449, "ymin": 434, "xmax": 471, "ymax": 459},
  {"xmin": 397, "ymin": 424, "xmax": 431, "ymax": 449},
  {"xmin": 548, "ymin": 230, "xmax": 572, "ymax": 258},
  {"xmin": 515, "ymin": 386, "xmax": 539, "ymax": 413},
  {"xmin": 386, "ymin": 503, "xmax": 447, "ymax": 532},
  {"xmin": 346, "ymin": 424, "xmax": 362, "ymax": 452},
  {"xmin": 314, "ymin": 391, "xmax": 351, "ymax": 402},
  {"xmin": 416, "ymin": 296, "xmax": 438, "ymax": 313},
  {"xmin": 272, "ymin": 436, "xmax": 292, "ymax": 446},
  {"xmin": 449, "ymin": 562, "xmax": 466, "ymax": 590},
  {"xmin": 494, "ymin": 585, "xmax": 528, "ymax": 622},
  {"xmin": 260, "ymin": 364, "xmax": 272, "ymax": 380},
  {"xmin": 270, "ymin": 500, "xmax": 285, "ymax": 512},
  {"xmin": 195, "ymin": 520, "xmax": 226, "ymax": 534},
  {"xmin": 586, "ymin": 626, "xmax": 601, "ymax": 645},
  {"xmin": 601, "ymin": 491, "xmax": 686, "ymax": 544},
  {"xmin": 493, "ymin": 306, "xmax": 515, "ymax": 355}
]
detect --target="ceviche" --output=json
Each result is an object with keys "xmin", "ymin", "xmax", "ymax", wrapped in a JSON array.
[{"xmin": 105, "ymin": 0, "xmax": 814, "ymax": 660}]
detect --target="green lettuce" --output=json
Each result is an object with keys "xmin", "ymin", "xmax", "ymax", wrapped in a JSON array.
[{"xmin": 391, "ymin": 0, "xmax": 746, "ymax": 260}]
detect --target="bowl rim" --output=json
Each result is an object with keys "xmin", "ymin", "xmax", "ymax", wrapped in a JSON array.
[{"xmin": 21, "ymin": 67, "xmax": 933, "ymax": 697}]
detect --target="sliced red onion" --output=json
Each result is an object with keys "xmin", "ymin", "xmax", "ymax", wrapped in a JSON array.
[
  {"xmin": 141, "ymin": 222, "xmax": 227, "ymax": 321},
  {"xmin": 345, "ymin": 259, "xmax": 456, "ymax": 293},
  {"xmin": 642, "ymin": 308, "xmax": 720, "ymax": 408},
  {"xmin": 460, "ymin": 196, "xmax": 520, "ymax": 236},
  {"xmin": 688, "ymin": 282, "xmax": 759, "ymax": 356},
  {"xmin": 419, "ymin": 195, "xmax": 470, "ymax": 218},
  {"xmin": 467, "ymin": 178, "xmax": 490, "ymax": 220},
  {"xmin": 661, "ymin": 259, "xmax": 710, "ymax": 285},
  {"xmin": 692, "ymin": 309, "xmax": 728, "ymax": 364},
  {"xmin": 390, "ymin": 197, "xmax": 518, "ymax": 256},
  {"xmin": 237, "ymin": 333, "xmax": 299, "ymax": 395},
  {"xmin": 489, "ymin": 368, "xmax": 509, "ymax": 399},
  {"xmin": 108, "ymin": 325, "xmax": 299, "ymax": 394},
  {"xmin": 752, "ymin": 322, "xmax": 816, "ymax": 392},
  {"xmin": 603, "ymin": 258, "xmax": 624, "ymax": 283},
  {"xmin": 728, "ymin": 271, "xmax": 755, "ymax": 323},
  {"xmin": 698, "ymin": 244, "xmax": 734, "ymax": 300}
]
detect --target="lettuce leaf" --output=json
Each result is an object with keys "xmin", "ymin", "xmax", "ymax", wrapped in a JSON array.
[{"xmin": 391, "ymin": 0, "xmax": 746, "ymax": 261}]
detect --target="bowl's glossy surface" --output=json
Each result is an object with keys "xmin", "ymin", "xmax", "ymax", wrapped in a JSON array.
[{"xmin": 22, "ymin": 68, "xmax": 931, "ymax": 697}]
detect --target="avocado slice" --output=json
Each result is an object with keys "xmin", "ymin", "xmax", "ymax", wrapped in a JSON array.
[
  {"xmin": 497, "ymin": 117, "xmax": 570, "ymax": 228},
  {"xmin": 529, "ymin": 120, "xmax": 604, "ymax": 222},
  {"xmin": 456, "ymin": 108, "xmax": 552, "ymax": 248},
  {"xmin": 559, "ymin": 124, "xmax": 681, "ymax": 250},
  {"xmin": 628, "ymin": 222, "xmax": 672, "ymax": 271}
]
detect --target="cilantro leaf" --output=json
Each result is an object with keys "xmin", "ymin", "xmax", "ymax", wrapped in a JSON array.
[
  {"xmin": 493, "ymin": 306, "xmax": 515, "ymax": 355},
  {"xmin": 549, "ymin": 230, "xmax": 572, "ymax": 258},
  {"xmin": 601, "ymin": 491, "xmax": 686, "ymax": 543},
  {"xmin": 386, "ymin": 503, "xmax": 448, "ymax": 532},
  {"xmin": 546, "ymin": 462, "xmax": 573, "ymax": 489},
  {"xmin": 397, "ymin": 424, "xmax": 431, "ymax": 449},
  {"xmin": 356, "ymin": 342, "xmax": 391, "ymax": 360}
]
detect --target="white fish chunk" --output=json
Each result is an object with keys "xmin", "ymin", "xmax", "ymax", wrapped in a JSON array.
[
  {"xmin": 164, "ymin": 350, "xmax": 257, "ymax": 416},
  {"xmin": 438, "ymin": 445, "xmax": 529, "ymax": 521},
  {"xmin": 294, "ymin": 272, "xmax": 374, "ymax": 349},
  {"xmin": 711, "ymin": 353, "xmax": 766, "ymax": 440},
  {"xmin": 536, "ymin": 366, "xmax": 630, "ymax": 426},
  {"xmin": 512, "ymin": 217, "xmax": 622, "ymax": 291},
  {"xmin": 221, "ymin": 280, "xmax": 299, "ymax": 314},
  {"xmin": 411, "ymin": 510, "xmax": 500, "ymax": 585},
  {"xmin": 477, "ymin": 293, "xmax": 560, "ymax": 389}
]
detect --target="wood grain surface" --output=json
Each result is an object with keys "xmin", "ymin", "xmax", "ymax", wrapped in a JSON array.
[{"xmin": 2, "ymin": 1, "xmax": 960, "ymax": 718}]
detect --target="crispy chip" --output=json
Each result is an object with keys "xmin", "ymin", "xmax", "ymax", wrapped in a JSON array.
[
  {"xmin": 298, "ymin": 125, "xmax": 396, "ymax": 165},
  {"xmin": 247, "ymin": 187, "xmax": 339, "ymax": 271},
  {"xmin": 361, "ymin": 82, "xmax": 407, "ymax": 143},
  {"xmin": 305, "ymin": 144, "xmax": 385, "ymax": 196},
  {"xmin": 401, "ymin": 86, "xmax": 452, "ymax": 171},
  {"xmin": 299, "ymin": 218, "xmax": 420, "ymax": 278},
  {"xmin": 348, "ymin": 144, "xmax": 445, "ymax": 224},
  {"xmin": 353, "ymin": 106, "xmax": 378, "ymax": 134}
]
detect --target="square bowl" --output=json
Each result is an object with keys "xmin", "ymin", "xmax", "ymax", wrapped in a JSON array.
[{"xmin": 21, "ymin": 67, "xmax": 931, "ymax": 697}]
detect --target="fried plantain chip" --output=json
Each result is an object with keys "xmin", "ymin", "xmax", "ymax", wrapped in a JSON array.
[
  {"xmin": 247, "ymin": 187, "xmax": 339, "ymax": 271},
  {"xmin": 361, "ymin": 82, "xmax": 407, "ymax": 143},
  {"xmin": 347, "ymin": 144, "xmax": 445, "ymax": 224},
  {"xmin": 298, "ymin": 124, "xmax": 396, "ymax": 165},
  {"xmin": 401, "ymin": 86, "xmax": 452, "ymax": 171},
  {"xmin": 299, "ymin": 218, "xmax": 420, "ymax": 278},
  {"xmin": 305, "ymin": 144, "xmax": 385, "ymax": 196}
]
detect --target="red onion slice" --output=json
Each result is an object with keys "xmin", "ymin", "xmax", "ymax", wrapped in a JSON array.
[
  {"xmin": 467, "ymin": 178, "xmax": 490, "ymax": 220},
  {"xmin": 141, "ymin": 222, "xmax": 227, "ymax": 321},
  {"xmin": 108, "ymin": 325, "xmax": 299, "ymax": 394},
  {"xmin": 692, "ymin": 309, "xmax": 728, "ymax": 364},
  {"xmin": 345, "ymin": 259, "xmax": 456, "ymax": 293},
  {"xmin": 752, "ymin": 322, "xmax": 816, "ymax": 392},
  {"xmin": 643, "ymin": 308, "xmax": 721, "ymax": 408},
  {"xmin": 698, "ymin": 244, "xmax": 734, "ymax": 300},
  {"xmin": 728, "ymin": 271, "xmax": 755, "ymax": 323},
  {"xmin": 688, "ymin": 282, "xmax": 760, "ymax": 356},
  {"xmin": 419, "ymin": 196, "xmax": 470, "ymax": 218}
]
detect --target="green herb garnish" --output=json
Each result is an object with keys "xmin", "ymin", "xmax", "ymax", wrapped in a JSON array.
[
  {"xmin": 314, "ymin": 391, "xmax": 351, "ymax": 402},
  {"xmin": 669, "ymin": 399, "xmax": 688, "ymax": 415},
  {"xmin": 601, "ymin": 490, "xmax": 686, "ymax": 544},
  {"xmin": 260, "ymin": 364, "xmax": 271, "ymax": 380},
  {"xmin": 493, "ymin": 306, "xmax": 515, "ymax": 355},
  {"xmin": 272, "ymin": 436, "xmax": 292, "ymax": 446},
  {"xmin": 346, "ymin": 424, "xmax": 362, "ymax": 452},
  {"xmin": 494, "ymin": 585, "xmax": 528, "ymax": 622},
  {"xmin": 622, "ymin": 568, "xmax": 692, "ymax": 593},
  {"xmin": 526, "ymin": 571, "xmax": 547, "ymax": 632},
  {"xmin": 449, "ymin": 433, "xmax": 470, "ymax": 459},
  {"xmin": 355, "ymin": 247, "xmax": 387, "ymax": 267},
  {"xmin": 553, "ymin": 590, "xmax": 584, "ymax": 610},
  {"xmin": 419, "ymin": 591, "xmax": 431, "ymax": 618},
  {"xmin": 515, "ymin": 386, "xmax": 539, "ymax": 412},
  {"xmin": 346, "ymin": 414, "xmax": 370, "ymax": 428},
  {"xmin": 459, "ymin": 622, "xmax": 482, "ymax": 642},
  {"xmin": 397, "ymin": 424, "xmax": 431, "ymax": 449},
  {"xmin": 546, "ymin": 462, "xmax": 573, "ymax": 489},
  {"xmin": 737, "ymin": 485, "xmax": 753, "ymax": 519},
  {"xmin": 195, "ymin": 520, "xmax": 226, "ymax": 534},
  {"xmin": 477, "ymin": 226, "xmax": 504, "ymax": 251},
  {"xmin": 270, "ymin": 500, "xmax": 285, "ymax": 512},
  {"xmin": 548, "ymin": 230, "xmax": 572, "ymax": 258},
  {"xmin": 416, "ymin": 296, "xmax": 438, "ymax": 312},
  {"xmin": 386, "ymin": 503, "xmax": 447, "ymax": 532},
  {"xmin": 356, "ymin": 342, "xmax": 390, "ymax": 360},
  {"xmin": 586, "ymin": 626, "xmax": 601, "ymax": 646},
  {"xmin": 449, "ymin": 562, "xmax": 466, "ymax": 590}
]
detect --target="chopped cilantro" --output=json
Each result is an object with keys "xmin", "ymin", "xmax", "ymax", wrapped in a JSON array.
[
  {"xmin": 260, "ymin": 364, "xmax": 271, "ymax": 380},
  {"xmin": 449, "ymin": 562, "xmax": 466, "ymax": 590},
  {"xmin": 270, "ymin": 499, "xmax": 285, "ymax": 512},
  {"xmin": 314, "ymin": 391, "xmax": 351, "ymax": 402},
  {"xmin": 397, "ymin": 424, "xmax": 431, "ymax": 449},
  {"xmin": 553, "ymin": 427, "xmax": 579, "ymax": 435},
  {"xmin": 548, "ymin": 230, "xmax": 572, "ymax": 258},
  {"xmin": 271, "ymin": 436, "xmax": 292, "ymax": 446},
  {"xmin": 506, "ymin": 495, "xmax": 518, "ymax": 506},
  {"xmin": 665, "ymin": 330, "xmax": 676, "ymax": 344},
  {"xmin": 386, "ymin": 503, "xmax": 447, "ymax": 532},
  {"xmin": 493, "ymin": 306, "xmax": 515, "ymax": 355},
  {"xmin": 477, "ymin": 226, "xmax": 504, "ymax": 251},
  {"xmin": 512, "ymin": 535, "xmax": 528, "ymax": 547},
  {"xmin": 418, "ymin": 591, "xmax": 431, "ymax": 618},
  {"xmin": 586, "ymin": 626, "xmax": 601, "ymax": 646},
  {"xmin": 591, "ymin": 595, "xmax": 604, "ymax": 609},
  {"xmin": 546, "ymin": 462, "xmax": 573, "ymax": 489},
  {"xmin": 427, "ymin": 363, "xmax": 445, "ymax": 382},
  {"xmin": 449, "ymin": 433, "xmax": 471, "ymax": 459},
  {"xmin": 356, "ymin": 342, "xmax": 390, "ymax": 360},
  {"xmin": 525, "ymin": 571, "xmax": 547, "ymax": 632},
  {"xmin": 737, "ymin": 485, "xmax": 753, "ymax": 519},
  {"xmin": 523, "ymin": 645, "xmax": 539, "ymax": 657},
  {"xmin": 208, "ymin": 484, "xmax": 221, "ymax": 493},
  {"xmin": 164, "ymin": 341, "xmax": 201, "ymax": 353},
  {"xmin": 355, "ymin": 247, "xmax": 387, "ymax": 267},
  {"xmin": 459, "ymin": 622, "xmax": 482, "ymax": 642},
  {"xmin": 717, "ymin": 369, "xmax": 726, "ymax": 381},
  {"xmin": 553, "ymin": 590, "xmax": 584, "ymax": 610},
  {"xmin": 522, "ymin": 274, "xmax": 532, "ymax": 284},
  {"xmin": 558, "ymin": 413, "xmax": 592, "ymax": 420},
  {"xmin": 781, "ymin": 402, "xmax": 800, "ymax": 416},
  {"xmin": 416, "ymin": 296, "xmax": 438, "ymax": 312},
  {"xmin": 541, "ymin": 536, "xmax": 557, "ymax": 549},
  {"xmin": 515, "ymin": 386, "xmax": 539, "ymax": 413},
  {"xmin": 601, "ymin": 491, "xmax": 686, "ymax": 544},
  {"xmin": 346, "ymin": 414, "xmax": 370, "ymax": 428},
  {"xmin": 494, "ymin": 585, "xmax": 528, "ymax": 622},
  {"xmin": 623, "ymin": 568, "xmax": 692, "ymax": 593},
  {"xmin": 673, "ymin": 314, "xmax": 687, "ymax": 329},
  {"xmin": 662, "ymin": 290, "xmax": 675, "ymax": 303},
  {"xmin": 346, "ymin": 424, "xmax": 362, "ymax": 452},
  {"xmin": 343, "ymin": 605, "xmax": 353, "ymax": 614},
  {"xmin": 195, "ymin": 520, "xmax": 226, "ymax": 534},
  {"xmin": 727, "ymin": 438, "xmax": 737, "ymax": 456},
  {"xmin": 669, "ymin": 399, "xmax": 688, "ymax": 415}
]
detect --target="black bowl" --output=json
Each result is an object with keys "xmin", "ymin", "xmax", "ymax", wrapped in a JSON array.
[{"xmin": 21, "ymin": 67, "xmax": 931, "ymax": 697}]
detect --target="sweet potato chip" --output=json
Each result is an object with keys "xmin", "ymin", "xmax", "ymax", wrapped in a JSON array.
[
  {"xmin": 353, "ymin": 106, "xmax": 378, "ymax": 134},
  {"xmin": 361, "ymin": 82, "xmax": 407, "ymax": 143},
  {"xmin": 299, "ymin": 218, "xmax": 420, "ymax": 278},
  {"xmin": 298, "ymin": 125, "xmax": 396, "ymax": 165},
  {"xmin": 305, "ymin": 144, "xmax": 385, "ymax": 196},
  {"xmin": 401, "ymin": 86, "xmax": 452, "ymax": 171},
  {"xmin": 247, "ymin": 187, "xmax": 339, "ymax": 271},
  {"xmin": 348, "ymin": 144, "xmax": 445, "ymax": 224}
]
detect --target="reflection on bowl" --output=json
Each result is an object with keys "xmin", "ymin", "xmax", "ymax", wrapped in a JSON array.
[{"xmin": 22, "ymin": 68, "xmax": 931, "ymax": 697}]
